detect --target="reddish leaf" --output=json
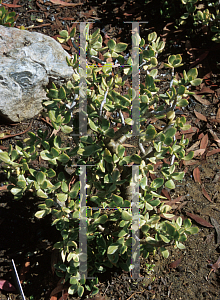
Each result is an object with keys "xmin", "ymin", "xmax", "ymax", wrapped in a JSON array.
[
  {"xmin": 161, "ymin": 188, "xmax": 171, "ymax": 201},
  {"xmin": 49, "ymin": 0, "xmax": 82, "ymax": 6},
  {"xmin": 193, "ymin": 167, "xmax": 201, "ymax": 184},
  {"xmin": 207, "ymin": 149, "xmax": 220, "ymax": 156},
  {"xmin": 0, "ymin": 279, "xmax": 16, "ymax": 292},
  {"xmin": 193, "ymin": 94, "xmax": 211, "ymax": 105},
  {"xmin": 0, "ymin": 185, "xmax": 8, "ymax": 191},
  {"xmin": 169, "ymin": 258, "xmax": 181, "ymax": 269},
  {"xmin": 183, "ymin": 160, "xmax": 198, "ymax": 166},
  {"xmin": 186, "ymin": 212, "xmax": 214, "ymax": 228},
  {"xmin": 211, "ymin": 256, "xmax": 220, "ymax": 272},
  {"xmin": 209, "ymin": 129, "xmax": 220, "ymax": 147},
  {"xmin": 61, "ymin": 44, "xmax": 70, "ymax": 51},
  {"xmin": 194, "ymin": 110, "xmax": 207, "ymax": 122},
  {"xmin": 202, "ymin": 186, "xmax": 212, "ymax": 202},
  {"xmin": 1, "ymin": 2, "xmax": 21, "ymax": 7},
  {"xmin": 187, "ymin": 140, "xmax": 200, "ymax": 152},
  {"xmin": 59, "ymin": 17, "xmax": 75, "ymax": 20},
  {"xmin": 199, "ymin": 86, "xmax": 215, "ymax": 94},
  {"xmin": 181, "ymin": 127, "xmax": 198, "ymax": 134},
  {"xmin": 193, "ymin": 149, "xmax": 205, "ymax": 157},
  {"xmin": 58, "ymin": 291, "xmax": 69, "ymax": 300},
  {"xmin": 200, "ymin": 134, "xmax": 208, "ymax": 150},
  {"xmin": 165, "ymin": 195, "xmax": 186, "ymax": 207}
]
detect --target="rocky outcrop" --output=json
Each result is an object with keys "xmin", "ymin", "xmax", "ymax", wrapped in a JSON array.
[{"xmin": 0, "ymin": 25, "xmax": 74, "ymax": 122}]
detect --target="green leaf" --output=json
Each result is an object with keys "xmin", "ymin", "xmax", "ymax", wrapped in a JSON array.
[
  {"xmin": 171, "ymin": 172, "xmax": 185, "ymax": 180},
  {"xmin": 11, "ymin": 187, "xmax": 23, "ymax": 195},
  {"xmin": 183, "ymin": 219, "xmax": 192, "ymax": 229},
  {"xmin": 187, "ymin": 68, "xmax": 197, "ymax": 78},
  {"xmin": 36, "ymin": 171, "xmax": 46, "ymax": 185},
  {"xmin": 88, "ymin": 118, "xmax": 98, "ymax": 132},
  {"xmin": 121, "ymin": 211, "xmax": 132, "ymax": 221},
  {"xmin": 151, "ymin": 178, "xmax": 164, "ymax": 189},
  {"xmin": 143, "ymin": 49, "xmax": 155, "ymax": 58},
  {"xmin": 94, "ymin": 214, "xmax": 108, "ymax": 224},
  {"xmin": 114, "ymin": 42, "xmax": 128, "ymax": 53},
  {"xmin": 190, "ymin": 78, "xmax": 202, "ymax": 86},
  {"xmin": 125, "ymin": 118, "xmax": 133, "ymax": 125},
  {"xmin": 61, "ymin": 125, "xmax": 73, "ymax": 134},
  {"xmin": 59, "ymin": 30, "xmax": 68, "ymax": 38},
  {"xmin": 108, "ymin": 39, "xmax": 116, "ymax": 50},
  {"xmin": 186, "ymin": 226, "xmax": 199, "ymax": 234},
  {"xmin": 61, "ymin": 181, "xmax": 69, "ymax": 193},
  {"xmin": 48, "ymin": 89, "xmax": 59, "ymax": 99},
  {"xmin": 182, "ymin": 151, "xmax": 194, "ymax": 160},
  {"xmin": 37, "ymin": 189, "xmax": 48, "ymax": 198},
  {"xmin": 130, "ymin": 154, "xmax": 142, "ymax": 164},
  {"xmin": 165, "ymin": 127, "xmax": 176, "ymax": 138},
  {"xmin": 105, "ymin": 128, "xmax": 115, "ymax": 138},
  {"xmin": 35, "ymin": 210, "xmax": 47, "ymax": 218},
  {"xmin": 57, "ymin": 193, "xmax": 68, "ymax": 202},
  {"xmin": 57, "ymin": 153, "xmax": 70, "ymax": 164},
  {"xmin": 69, "ymin": 284, "xmax": 78, "ymax": 295},
  {"xmin": 176, "ymin": 99, "xmax": 189, "ymax": 107},
  {"xmin": 166, "ymin": 222, "xmax": 176, "ymax": 236},
  {"xmin": 165, "ymin": 179, "xmax": 175, "ymax": 189},
  {"xmin": 160, "ymin": 247, "xmax": 169, "ymax": 258},
  {"xmin": 90, "ymin": 286, "xmax": 99, "ymax": 296},
  {"xmin": 176, "ymin": 242, "xmax": 185, "ymax": 249},
  {"xmin": 69, "ymin": 181, "xmax": 80, "ymax": 199},
  {"xmin": 148, "ymin": 32, "xmax": 157, "ymax": 42},
  {"xmin": 107, "ymin": 244, "xmax": 119, "ymax": 255},
  {"xmin": 0, "ymin": 152, "xmax": 10, "ymax": 163},
  {"xmin": 45, "ymin": 199, "xmax": 54, "ymax": 208},
  {"xmin": 177, "ymin": 85, "xmax": 185, "ymax": 95},
  {"xmin": 112, "ymin": 194, "xmax": 123, "ymax": 206},
  {"xmin": 77, "ymin": 285, "xmax": 84, "ymax": 297}
]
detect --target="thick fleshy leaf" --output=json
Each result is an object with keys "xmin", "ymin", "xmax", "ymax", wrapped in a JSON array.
[
  {"xmin": 107, "ymin": 244, "xmax": 119, "ymax": 255},
  {"xmin": 165, "ymin": 179, "xmax": 175, "ymax": 189},
  {"xmin": 0, "ymin": 152, "xmax": 10, "ymax": 163},
  {"xmin": 35, "ymin": 210, "xmax": 47, "ymax": 218},
  {"xmin": 121, "ymin": 211, "xmax": 132, "ymax": 221}
]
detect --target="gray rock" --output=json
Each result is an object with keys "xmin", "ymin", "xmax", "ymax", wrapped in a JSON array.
[{"xmin": 0, "ymin": 25, "xmax": 74, "ymax": 122}]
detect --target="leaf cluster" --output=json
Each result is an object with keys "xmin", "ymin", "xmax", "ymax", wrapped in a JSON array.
[{"xmin": 0, "ymin": 25, "xmax": 200, "ymax": 297}]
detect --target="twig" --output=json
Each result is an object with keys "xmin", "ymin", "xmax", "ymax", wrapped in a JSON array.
[{"xmin": 0, "ymin": 120, "xmax": 33, "ymax": 140}]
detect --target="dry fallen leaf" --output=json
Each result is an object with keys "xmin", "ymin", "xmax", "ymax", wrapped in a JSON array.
[
  {"xmin": 210, "ymin": 217, "xmax": 220, "ymax": 244},
  {"xmin": 202, "ymin": 186, "xmax": 212, "ymax": 202},
  {"xmin": 186, "ymin": 212, "xmax": 214, "ymax": 228},
  {"xmin": 193, "ymin": 167, "xmax": 201, "ymax": 184},
  {"xmin": 169, "ymin": 258, "xmax": 182, "ymax": 269},
  {"xmin": 193, "ymin": 94, "xmax": 211, "ymax": 106},
  {"xmin": 200, "ymin": 134, "xmax": 208, "ymax": 150},
  {"xmin": 207, "ymin": 149, "xmax": 220, "ymax": 157},
  {"xmin": 49, "ymin": 0, "xmax": 82, "ymax": 6},
  {"xmin": 194, "ymin": 110, "xmax": 207, "ymax": 122}
]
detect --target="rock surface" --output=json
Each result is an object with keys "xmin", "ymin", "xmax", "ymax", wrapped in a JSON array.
[{"xmin": 0, "ymin": 25, "xmax": 74, "ymax": 122}]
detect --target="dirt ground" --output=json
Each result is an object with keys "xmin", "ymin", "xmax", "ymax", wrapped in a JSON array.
[{"xmin": 0, "ymin": 0, "xmax": 220, "ymax": 299}]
